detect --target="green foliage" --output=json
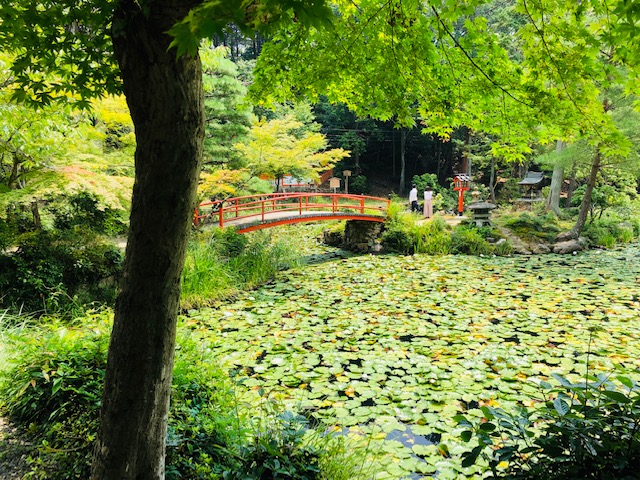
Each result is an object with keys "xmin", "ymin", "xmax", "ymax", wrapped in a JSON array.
[
  {"xmin": 497, "ymin": 178, "xmax": 522, "ymax": 204},
  {"xmin": 51, "ymin": 191, "xmax": 128, "ymax": 236},
  {"xmin": 457, "ymin": 368, "xmax": 640, "ymax": 479},
  {"xmin": 381, "ymin": 205, "xmax": 416, "ymax": 254},
  {"xmin": 166, "ymin": 331, "xmax": 242, "ymax": 480},
  {"xmin": 413, "ymin": 218, "xmax": 453, "ymax": 255},
  {"xmin": 501, "ymin": 212, "xmax": 562, "ymax": 243},
  {"xmin": 201, "ymin": 45, "xmax": 254, "ymax": 169},
  {"xmin": 582, "ymin": 217, "xmax": 638, "ymax": 247},
  {"xmin": 381, "ymin": 222, "xmax": 415, "ymax": 254},
  {"xmin": 348, "ymin": 174, "xmax": 369, "ymax": 195},
  {"xmin": 0, "ymin": 311, "xmax": 110, "ymax": 479},
  {"xmin": 0, "ymin": 2, "xmax": 118, "ymax": 107},
  {"xmin": 0, "ymin": 217, "xmax": 13, "ymax": 251},
  {"xmin": 412, "ymin": 173, "xmax": 457, "ymax": 212},
  {"xmin": 493, "ymin": 238, "xmax": 514, "ymax": 256},
  {"xmin": 450, "ymin": 225, "xmax": 492, "ymax": 255},
  {"xmin": 0, "ymin": 229, "xmax": 122, "ymax": 315},
  {"xmin": 225, "ymin": 409, "xmax": 321, "ymax": 479},
  {"xmin": 382, "ymin": 204, "xmax": 512, "ymax": 256},
  {"xmin": 235, "ymin": 114, "xmax": 348, "ymax": 190},
  {"xmin": 181, "ymin": 229, "xmax": 302, "ymax": 308},
  {"xmin": 571, "ymin": 182, "xmax": 635, "ymax": 221}
]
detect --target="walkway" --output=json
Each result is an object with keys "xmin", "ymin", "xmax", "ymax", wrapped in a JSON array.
[{"xmin": 194, "ymin": 193, "xmax": 390, "ymax": 233}]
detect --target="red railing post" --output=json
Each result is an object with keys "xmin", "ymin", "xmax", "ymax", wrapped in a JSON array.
[
  {"xmin": 262, "ymin": 200, "xmax": 265, "ymax": 221},
  {"xmin": 360, "ymin": 198, "xmax": 365, "ymax": 214},
  {"xmin": 332, "ymin": 194, "xmax": 337, "ymax": 213},
  {"xmin": 219, "ymin": 203, "xmax": 224, "ymax": 228},
  {"xmin": 194, "ymin": 207, "xmax": 199, "ymax": 226},
  {"xmin": 299, "ymin": 196, "xmax": 302, "ymax": 215},
  {"xmin": 235, "ymin": 199, "xmax": 239, "ymax": 218}
]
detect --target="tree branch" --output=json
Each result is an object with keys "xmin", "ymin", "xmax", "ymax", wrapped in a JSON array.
[{"xmin": 430, "ymin": 6, "xmax": 533, "ymax": 109}]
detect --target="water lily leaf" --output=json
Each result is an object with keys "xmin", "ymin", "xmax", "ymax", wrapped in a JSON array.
[{"xmin": 186, "ymin": 234, "xmax": 640, "ymax": 480}]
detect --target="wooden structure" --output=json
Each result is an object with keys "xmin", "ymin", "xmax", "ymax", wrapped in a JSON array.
[
  {"xmin": 194, "ymin": 193, "xmax": 390, "ymax": 233},
  {"xmin": 453, "ymin": 174, "xmax": 471, "ymax": 214},
  {"xmin": 518, "ymin": 171, "xmax": 544, "ymax": 201}
]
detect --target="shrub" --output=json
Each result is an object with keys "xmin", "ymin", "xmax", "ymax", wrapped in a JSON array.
[
  {"xmin": 451, "ymin": 225, "xmax": 491, "ymax": 255},
  {"xmin": 413, "ymin": 218, "xmax": 452, "ymax": 255},
  {"xmin": 381, "ymin": 222, "xmax": 415, "ymax": 254},
  {"xmin": 0, "ymin": 312, "xmax": 111, "ymax": 479},
  {"xmin": 51, "ymin": 191, "xmax": 128, "ymax": 236},
  {"xmin": 501, "ymin": 212, "xmax": 561, "ymax": 243},
  {"xmin": 583, "ymin": 218, "xmax": 637, "ymax": 247},
  {"xmin": 0, "ymin": 229, "xmax": 122, "ymax": 315},
  {"xmin": 349, "ymin": 175, "xmax": 369, "ymax": 195},
  {"xmin": 493, "ymin": 239, "xmax": 514, "ymax": 256},
  {"xmin": 226, "ymin": 410, "xmax": 321, "ymax": 479},
  {"xmin": 166, "ymin": 331, "xmax": 241, "ymax": 479}
]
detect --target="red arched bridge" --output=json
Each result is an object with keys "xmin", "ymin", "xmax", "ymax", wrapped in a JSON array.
[{"xmin": 194, "ymin": 193, "xmax": 390, "ymax": 233}]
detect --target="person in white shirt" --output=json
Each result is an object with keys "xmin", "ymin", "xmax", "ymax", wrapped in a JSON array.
[{"xmin": 409, "ymin": 184, "xmax": 419, "ymax": 212}]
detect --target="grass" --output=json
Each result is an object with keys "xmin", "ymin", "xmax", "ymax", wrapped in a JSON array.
[
  {"xmin": 181, "ymin": 228, "xmax": 304, "ymax": 309},
  {"xmin": 0, "ymin": 310, "xmax": 378, "ymax": 479}
]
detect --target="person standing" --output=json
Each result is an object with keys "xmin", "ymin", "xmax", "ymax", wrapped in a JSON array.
[
  {"xmin": 409, "ymin": 184, "xmax": 419, "ymax": 212},
  {"xmin": 424, "ymin": 186, "xmax": 433, "ymax": 218}
]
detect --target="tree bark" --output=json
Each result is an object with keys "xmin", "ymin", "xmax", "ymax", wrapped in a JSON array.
[
  {"xmin": 489, "ymin": 157, "xmax": 496, "ymax": 203},
  {"xmin": 570, "ymin": 148, "xmax": 601, "ymax": 237},
  {"xmin": 546, "ymin": 140, "xmax": 565, "ymax": 216},
  {"xmin": 565, "ymin": 158, "xmax": 578, "ymax": 208},
  {"xmin": 30, "ymin": 200, "xmax": 41, "ymax": 230},
  {"xmin": 91, "ymin": 0, "xmax": 204, "ymax": 478},
  {"xmin": 399, "ymin": 127, "xmax": 406, "ymax": 195},
  {"xmin": 391, "ymin": 128, "xmax": 396, "ymax": 178}
]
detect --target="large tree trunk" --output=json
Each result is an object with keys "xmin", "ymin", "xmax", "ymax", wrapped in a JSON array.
[
  {"xmin": 567, "ymin": 149, "xmax": 601, "ymax": 238},
  {"xmin": 30, "ymin": 200, "xmax": 41, "ymax": 230},
  {"xmin": 565, "ymin": 158, "xmax": 578, "ymax": 208},
  {"xmin": 91, "ymin": 1, "xmax": 204, "ymax": 478},
  {"xmin": 489, "ymin": 157, "xmax": 496, "ymax": 203},
  {"xmin": 546, "ymin": 140, "xmax": 565, "ymax": 216}
]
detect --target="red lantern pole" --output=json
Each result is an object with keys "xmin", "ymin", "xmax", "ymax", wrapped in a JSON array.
[{"xmin": 453, "ymin": 174, "xmax": 470, "ymax": 216}]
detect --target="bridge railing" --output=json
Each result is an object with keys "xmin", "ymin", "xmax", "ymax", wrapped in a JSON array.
[{"xmin": 194, "ymin": 193, "xmax": 390, "ymax": 228}]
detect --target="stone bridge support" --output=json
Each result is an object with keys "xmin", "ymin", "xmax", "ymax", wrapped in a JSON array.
[{"xmin": 324, "ymin": 220, "xmax": 384, "ymax": 253}]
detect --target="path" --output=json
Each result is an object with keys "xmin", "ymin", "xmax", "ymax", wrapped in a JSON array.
[{"xmin": 0, "ymin": 417, "xmax": 30, "ymax": 479}]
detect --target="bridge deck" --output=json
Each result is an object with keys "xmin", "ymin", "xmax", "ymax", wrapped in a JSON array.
[{"xmin": 194, "ymin": 193, "xmax": 389, "ymax": 233}]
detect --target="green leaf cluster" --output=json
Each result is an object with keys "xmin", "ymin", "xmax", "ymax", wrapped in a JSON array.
[{"xmin": 457, "ymin": 369, "xmax": 640, "ymax": 479}]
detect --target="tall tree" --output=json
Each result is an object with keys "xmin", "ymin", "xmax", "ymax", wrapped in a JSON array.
[
  {"xmin": 545, "ymin": 141, "xmax": 566, "ymax": 216},
  {"xmin": 201, "ymin": 45, "xmax": 253, "ymax": 169},
  {"xmin": 1, "ymin": 1, "xmax": 333, "ymax": 478},
  {"xmin": 236, "ymin": 115, "xmax": 348, "ymax": 191}
]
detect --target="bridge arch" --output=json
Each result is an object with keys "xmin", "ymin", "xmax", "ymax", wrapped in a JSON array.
[{"xmin": 194, "ymin": 193, "xmax": 390, "ymax": 233}]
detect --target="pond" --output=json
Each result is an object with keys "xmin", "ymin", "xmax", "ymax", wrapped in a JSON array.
[{"xmin": 186, "ymin": 237, "xmax": 640, "ymax": 479}]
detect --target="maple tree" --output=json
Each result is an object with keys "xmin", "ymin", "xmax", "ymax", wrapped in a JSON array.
[{"xmin": 235, "ymin": 115, "xmax": 349, "ymax": 191}]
